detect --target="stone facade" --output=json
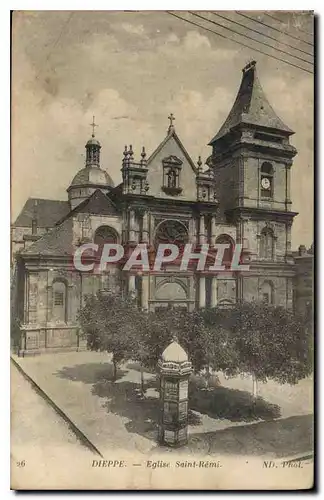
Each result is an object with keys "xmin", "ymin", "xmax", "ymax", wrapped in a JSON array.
[
  {"xmin": 11, "ymin": 62, "xmax": 307, "ymax": 355},
  {"xmin": 293, "ymin": 244, "xmax": 314, "ymax": 320}
]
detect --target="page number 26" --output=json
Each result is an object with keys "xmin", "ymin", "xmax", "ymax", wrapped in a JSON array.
[{"xmin": 16, "ymin": 460, "xmax": 26, "ymax": 468}]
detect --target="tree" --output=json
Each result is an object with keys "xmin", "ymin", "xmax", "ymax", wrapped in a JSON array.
[
  {"xmin": 78, "ymin": 291, "xmax": 145, "ymax": 380},
  {"xmin": 199, "ymin": 308, "xmax": 240, "ymax": 380},
  {"xmin": 228, "ymin": 302, "xmax": 313, "ymax": 398}
]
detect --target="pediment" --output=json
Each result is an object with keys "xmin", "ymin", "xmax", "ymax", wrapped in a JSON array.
[{"xmin": 162, "ymin": 155, "xmax": 183, "ymax": 167}]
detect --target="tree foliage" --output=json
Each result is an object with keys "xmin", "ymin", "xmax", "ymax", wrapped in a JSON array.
[
  {"xmin": 228, "ymin": 302, "xmax": 313, "ymax": 390},
  {"xmin": 78, "ymin": 291, "xmax": 143, "ymax": 378},
  {"xmin": 78, "ymin": 294, "xmax": 313, "ymax": 391}
]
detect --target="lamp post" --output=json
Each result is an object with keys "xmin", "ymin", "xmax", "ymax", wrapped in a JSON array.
[{"xmin": 157, "ymin": 336, "xmax": 192, "ymax": 447}]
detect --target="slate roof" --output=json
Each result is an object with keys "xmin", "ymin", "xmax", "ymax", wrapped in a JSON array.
[
  {"xmin": 14, "ymin": 198, "xmax": 70, "ymax": 228},
  {"xmin": 209, "ymin": 61, "xmax": 294, "ymax": 144},
  {"xmin": 55, "ymin": 189, "xmax": 119, "ymax": 226},
  {"xmin": 21, "ymin": 218, "xmax": 74, "ymax": 257},
  {"xmin": 21, "ymin": 190, "xmax": 120, "ymax": 258}
]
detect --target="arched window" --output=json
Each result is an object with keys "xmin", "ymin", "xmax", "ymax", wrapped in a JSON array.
[
  {"xmin": 94, "ymin": 226, "xmax": 119, "ymax": 274},
  {"xmin": 155, "ymin": 220, "xmax": 189, "ymax": 247},
  {"xmin": 260, "ymin": 228, "xmax": 274, "ymax": 260},
  {"xmin": 154, "ymin": 220, "xmax": 188, "ymax": 264},
  {"xmin": 52, "ymin": 280, "xmax": 67, "ymax": 323},
  {"xmin": 260, "ymin": 162, "xmax": 274, "ymax": 198},
  {"xmin": 261, "ymin": 162, "xmax": 273, "ymax": 175},
  {"xmin": 215, "ymin": 234, "xmax": 234, "ymax": 267},
  {"xmin": 260, "ymin": 280, "xmax": 274, "ymax": 305},
  {"xmin": 94, "ymin": 226, "xmax": 118, "ymax": 246}
]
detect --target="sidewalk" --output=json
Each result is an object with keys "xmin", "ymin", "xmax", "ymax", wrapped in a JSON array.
[
  {"xmin": 12, "ymin": 351, "xmax": 156, "ymax": 456},
  {"xmin": 11, "ymin": 351, "xmax": 313, "ymax": 458}
]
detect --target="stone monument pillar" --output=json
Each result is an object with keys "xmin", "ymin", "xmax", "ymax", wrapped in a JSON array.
[{"xmin": 157, "ymin": 337, "xmax": 192, "ymax": 447}]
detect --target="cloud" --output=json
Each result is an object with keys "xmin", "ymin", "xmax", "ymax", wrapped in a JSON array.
[
  {"xmin": 11, "ymin": 12, "xmax": 314, "ymax": 248},
  {"xmin": 119, "ymin": 23, "xmax": 146, "ymax": 36},
  {"xmin": 11, "ymin": 58, "xmax": 155, "ymax": 220},
  {"xmin": 183, "ymin": 31, "xmax": 211, "ymax": 50},
  {"xmin": 260, "ymin": 73, "xmax": 313, "ymax": 247},
  {"xmin": 164, "ymin": 33, "xmax": 180, "ymax": 44}
]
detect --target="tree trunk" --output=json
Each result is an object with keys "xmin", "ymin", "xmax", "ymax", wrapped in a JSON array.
[
  {"xmin": 140, "ymin": 365, "xmax": 145, "ymax": 398},
  {"xmin": 252, "ymin": 373, "xmax": 258, "ymax": 399},
  {"xmin": 113, "ymin": 359, "xmax": 118, "ymax": 381},
  {"xmin": 205, "ymin": 365, "xmax": 211, "ymax": 389}
]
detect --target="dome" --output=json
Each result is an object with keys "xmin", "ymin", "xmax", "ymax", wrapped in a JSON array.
[
  {"xmin": 70, "ymin": 166, "xmax": 114, "ymax": 188},
  {"xmin": 86, "ymin": 137, "xmax": 101, "ymax": 147},
  {"xmin": 161, "ymin": 340, "xmax": 188, "ymax": 363}
]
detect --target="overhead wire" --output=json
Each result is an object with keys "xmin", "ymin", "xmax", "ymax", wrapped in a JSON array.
[
  {"xmin": 166, "ymin": 11, "xmax": 313, "ymax": 75},
  {"xmin": 190, "ymin": 12, "xmax": 312, "ymax": 66},
  {"xmin": 236, "ymin": 11, "xmax": 313, "ymax": 48},
  {"xmin": 209, "ymin": 11, "xmax": 313, "ymax": 58},
  {"xmin": 265, "ymin": 12, "xmax": 314, "ymax": 38}
]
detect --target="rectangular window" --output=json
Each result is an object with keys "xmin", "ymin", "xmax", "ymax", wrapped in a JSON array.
[
  {"xmin": 54, "ymin": 291, "xmax": 64, "ymax": 306},
  {"xmin": 31, "ymin": 219, "xmax": 37, "ymax": 235}
]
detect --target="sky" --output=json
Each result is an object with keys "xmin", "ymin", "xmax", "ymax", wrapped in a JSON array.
[{"xmin": 11, "ymin": 10, "xmax": 314, "ymax": 249}]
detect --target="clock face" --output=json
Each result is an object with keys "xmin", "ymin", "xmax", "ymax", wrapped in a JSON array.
[{"xmin": 261, "ymin": 177, "xmax": 271, "ymax": 190}]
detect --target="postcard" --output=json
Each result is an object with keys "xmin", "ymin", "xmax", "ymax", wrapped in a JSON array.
[{"xmin": 11, "ymin": 10, "xmax": 314, "ymax": 490}]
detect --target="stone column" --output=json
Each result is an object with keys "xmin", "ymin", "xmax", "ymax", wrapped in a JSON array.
[
  {"xmin": 67, "ymin": 283, "xmax": 74, "ymax": 323},
  {"xmin": 211, "ymin": 276, "xmax": 217, "ymax": 308},
  {"xmin": 24, "ymin": 271, "xmax": 30, "ymax": 324},
  {"xmin": 28, "ymin": 272, "xmax": 38, "ymax": 324},
  {"xmin": 141, "ymin": 275, "xmax": 149, "ymax": 311},
  {"xmin": 211, "ymin": 215, "xmax": 217, "ymax": 243},
  {"xmin": 121, "ymin": 209, "xmax": 128, "ymax": 244},
  {"xmin": 286, "ymin": 164, "xmax": 292, "ymax": 207},
  {"xmin": 286, "ymin": 277, "xmax": 293, "ymax": 310},
  {"xmin": 286, "ymin": 222, "xmax": 292, "ymax": 254},
  {"xmin": 199, "ymin": 215, "xmax": 206, "ymax": 245},
  {"xmin": 128, "ymin": 274, "xmax": 136, "ymax": 295},
  {"xmin": 199, "ymin": 276, "xmax": 206, "ymax": 308},
  {"xmin": 129, "ymin": 210, "xmax": 136, "ymax": 243},
  {"xmin": 142, "ymin": 212, "xmax": 149, "ymax": 243},
  {"xmin": 189, "ymin": 218, "xmax": 197, "ymax": 245}
]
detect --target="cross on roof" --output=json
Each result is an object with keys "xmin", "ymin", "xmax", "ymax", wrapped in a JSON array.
[
  {"xmin": 90, "ymin": 115, "xmax": 98, "ymax": 137},
  {"xmin": 168, "ymin": 113, "xmax": 175, "ymax": 129}
]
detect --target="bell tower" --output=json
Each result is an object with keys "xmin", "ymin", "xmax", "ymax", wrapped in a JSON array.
[
  {"xmin": 208, "ymin": 61, "xmax": 298, "ymax": 308},
  {"xmin": 208, "ymin": 60, "xmax": 297, "ymax": 213}
]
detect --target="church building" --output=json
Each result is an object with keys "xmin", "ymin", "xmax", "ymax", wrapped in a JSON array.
[{"xmin": 11, "ymin": 61, "xmax": 298, "ymax": 355}]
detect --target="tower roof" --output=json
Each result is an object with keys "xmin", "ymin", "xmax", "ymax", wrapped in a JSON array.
[{"xmin": 209, "ymin": 61, "xmax": 294, "ymax": 144}]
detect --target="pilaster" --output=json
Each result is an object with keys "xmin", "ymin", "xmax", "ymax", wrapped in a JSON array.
[
  {"xmin": 211, "ymin": 276, "xmax": 217, "ymax": 307},
  {"xmin": 199, "ymin": 276, "xmax": 206, "ymax": 308},
  {"xmin": 142, "ymin": 275, "xmax": 149, "ymax": 311}
]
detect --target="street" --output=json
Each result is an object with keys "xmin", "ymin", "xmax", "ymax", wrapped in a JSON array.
[{"xmin": 11, "ymin": 362, "xmax": 92, "ymax": 463}]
